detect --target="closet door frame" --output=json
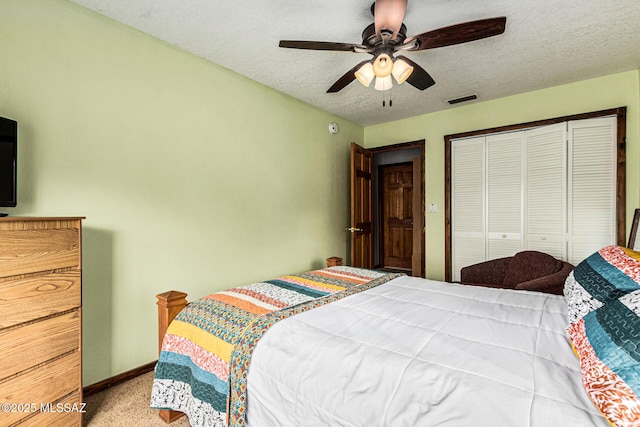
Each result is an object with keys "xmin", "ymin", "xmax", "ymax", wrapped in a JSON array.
[{"xmin": 444, "ymin": 107, "xmax": 626, "ymax": 282}]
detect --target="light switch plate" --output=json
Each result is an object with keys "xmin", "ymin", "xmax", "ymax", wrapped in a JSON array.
[{"xmin": 428, "ymin": 203, "xmax": 438, "ymax": 213}]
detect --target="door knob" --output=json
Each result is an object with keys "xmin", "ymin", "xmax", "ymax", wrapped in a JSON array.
[{"xmin": 346, "ymin": 227, "xmax": 363, "ymax": 233}]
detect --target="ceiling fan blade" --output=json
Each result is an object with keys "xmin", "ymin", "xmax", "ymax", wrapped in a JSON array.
[
  {"xmin": 327, "ymin": 60, "xmax": 371, "ymax": 93},
  {"xmin": 396, "ymin": 56, "xmax": 435, "ymax": 90},
  {"xmin": 405, "ymin": 17, "xmax": 506, "ymax": 51},
  {"xmin": 374, "ymin": 0, "xmax": 407, "ymax": 40},
  {"xmin": 279, "ymin": 40, "xmax": 364, "ymax": 52}
]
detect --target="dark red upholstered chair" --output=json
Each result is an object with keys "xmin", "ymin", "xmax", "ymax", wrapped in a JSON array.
[{"xmin": 459, "ymin": 251, "xmax": 574, "ymax": 295}]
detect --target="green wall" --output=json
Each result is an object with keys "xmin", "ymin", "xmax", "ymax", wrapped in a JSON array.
[
  {"xmin": 2, "ymin": 0, "xmax": 639, "ymax": 387},
  {"xmin": 0, "ymin": 0, "xmax": 361, "ymax": 386},
  {"xmin": 365, "ymin": 70, "xmax": 640, "ymax": 281}
]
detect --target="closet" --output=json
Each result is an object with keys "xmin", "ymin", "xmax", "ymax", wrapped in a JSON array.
[{"xmin": 446, "ymin": 111, "xmax": 624, "ymax": 282}]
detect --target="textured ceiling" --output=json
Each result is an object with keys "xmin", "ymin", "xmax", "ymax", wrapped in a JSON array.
[{"xmin": 68, "ymin": 0, "xmax": 640, "ymax": 126}]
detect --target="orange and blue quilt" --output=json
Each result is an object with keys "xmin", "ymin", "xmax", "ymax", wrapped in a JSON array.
[
  {"xmin": 150, "ymin": 266, "xmax": 402, "ymax": 427},
  {"xmin": 566, "ymin": 245, "xmax": 640, "ymax": 426}
]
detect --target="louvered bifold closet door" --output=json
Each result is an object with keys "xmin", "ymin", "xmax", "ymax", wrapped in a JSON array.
[
  {"xmin": 568, "ymin": 116, "xmax": 617, "ymax": 265},
  {"xmin": 486, "ymin": 133, "xmax": 524, "ymax": 259},
  {"xmin": 524, "ymin": 123, "xmax": 567, "ymax": 260},
  {"xmin": 451, "ymin": 137, "xmax": 485, "ymax": 281}
]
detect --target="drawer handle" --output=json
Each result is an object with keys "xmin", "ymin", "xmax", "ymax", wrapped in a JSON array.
[
  {"xmin": 501, "ymin": 234, "xmax": 507, "ymax": 238},
  {"xmin": 541, "ymin": 236, "xmax": 547, "ymax": 240}
]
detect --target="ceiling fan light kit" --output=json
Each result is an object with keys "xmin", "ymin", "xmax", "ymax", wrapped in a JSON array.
[
  {"xmin": 355, "ymin": 62, "xmax": 375, "ymax": 87},
  {"xmin": 374, "ymin": 75, "xmax": 393, "ymax": 91},
  {"xmin": 354, "ymin": 54, "xmax": 414, "ymax": 91},
  {"xmin": 373, "ymin": 53, "xmax": 393, "ymax": 77},
  {"xmin": 390, "ymin": 57, "xmax": 414, "ymax": 84},
  {"xmin": 279, "ymin": 1, "xmax": 506, "ymax": 99}
]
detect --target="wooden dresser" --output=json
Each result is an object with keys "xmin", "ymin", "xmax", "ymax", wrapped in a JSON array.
[{"xmin": 0, "ymin": 217, "xmax": 83, "ymax": 426}]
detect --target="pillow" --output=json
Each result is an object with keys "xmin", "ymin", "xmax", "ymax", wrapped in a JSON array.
[
  {"xmin": 568, "ymin": 293, "xmax": 640, "ymax": 426},
  {"xmin": 565, "ymin": 245, "xmax": 640, "ymax": 324}
]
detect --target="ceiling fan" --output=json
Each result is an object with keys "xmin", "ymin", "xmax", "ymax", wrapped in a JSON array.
[{"xmin": 279, "ymin": 0, "xmax": 506, "ymax": 94}]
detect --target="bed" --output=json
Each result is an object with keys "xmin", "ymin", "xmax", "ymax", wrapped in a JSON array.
[{"xmin": 151, "ymin": 246, "xmax": 640, "ymax": 427}]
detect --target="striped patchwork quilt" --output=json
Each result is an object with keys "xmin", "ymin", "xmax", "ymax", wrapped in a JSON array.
[
  {"xmin": 150, "ymin": 266, "xmax": 402, "ymax": 427},
  {"xmin": 565, "ymin": 246, "xmax": 640, "ymax": 426}
]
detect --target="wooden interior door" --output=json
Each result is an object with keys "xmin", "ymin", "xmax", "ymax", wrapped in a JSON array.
[
  {"xmin": 350, "ymin": 142, "xmax": 373, "ymax": 268},
  {"xmin": 381, "ymin": 163, "xmax": 414, "ymax": 270}
]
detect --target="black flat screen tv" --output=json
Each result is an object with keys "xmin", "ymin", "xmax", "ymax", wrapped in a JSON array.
[{"xmin": 0, "ymin": 117, "xmax": 17, "ymax": 208}]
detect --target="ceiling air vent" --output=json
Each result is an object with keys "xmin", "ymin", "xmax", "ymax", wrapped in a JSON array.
[{"xmin": 447, "ymin": 94, "xmax": 478, "ymax": 105}]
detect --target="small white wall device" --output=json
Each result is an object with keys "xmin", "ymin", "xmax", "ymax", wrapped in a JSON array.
[{"xmin": 328, "ymin": 122, "xmax": 339, "ymax": 134}]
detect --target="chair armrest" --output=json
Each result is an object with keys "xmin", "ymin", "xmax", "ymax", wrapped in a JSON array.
[
  {"xmin": 514, "ymin": 263, "xmax": 574, "ymax": 295},
  {"xmin": 460, "ymin": 257, "xmax": 511, "ymax": 286}
]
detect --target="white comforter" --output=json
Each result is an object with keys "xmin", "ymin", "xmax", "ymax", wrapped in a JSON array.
[{"xmin": 244, "ymin": 276, "xmax": 606, "ymax": 427}]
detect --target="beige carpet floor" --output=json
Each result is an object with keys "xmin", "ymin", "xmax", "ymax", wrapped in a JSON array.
[{"xmin": 83, "ymin": 371, "xmax": 191, "ymax": 426}]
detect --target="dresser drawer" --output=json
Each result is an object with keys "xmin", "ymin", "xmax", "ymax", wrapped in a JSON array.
[
  {"xmin": 0, "ymin": 351, "xmax": 81, "ymax": 426},
  {"xmin": 0, "ymin": 227, "xmax": 80, "ymax": 279},
  {"xmin": 18, "ymin": 391, "xmax": 82, "ymax": 427},
  {"xmin": 0, "ymin": 310, "xmax": 80, "ymax": 380},
  {"xmin": 0, "ymin": 269, "xmax": 81, "ymax": 328}
]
